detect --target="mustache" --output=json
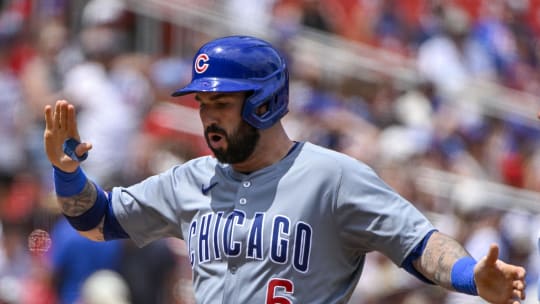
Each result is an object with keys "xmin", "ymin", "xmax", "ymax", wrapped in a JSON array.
[{"xmin": 205, "ymin": 124, "xmax": 227, "ymax": 136}]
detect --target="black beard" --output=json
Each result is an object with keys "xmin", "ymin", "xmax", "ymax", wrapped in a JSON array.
[{"xmin": 205, "ymin": 121, "xmax": 260, "ymax": 164}]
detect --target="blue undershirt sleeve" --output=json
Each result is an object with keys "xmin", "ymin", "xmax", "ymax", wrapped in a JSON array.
[
  {"xmin": 400, "ymin": 229, "xmax": 438, "ymax": 284},
  {"xmin": 103, "ymin": 191, "xmax": 129, "ymax": 240}
]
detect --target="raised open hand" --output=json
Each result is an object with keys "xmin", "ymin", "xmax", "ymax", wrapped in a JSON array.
[
  {"xmin": 44, "ymin": 100, "xmax": 92, "ymax": 173},
  {"xmin": 475, "ymin": 244, "xmax": 526, "ymax": 304}
]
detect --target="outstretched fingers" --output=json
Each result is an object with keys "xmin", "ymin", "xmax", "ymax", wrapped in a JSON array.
[
  {"xmin": 512, "ymin": 279, "xmax": 525, "ymax": 291},
  {"xmin": 49, "ymin": 100, "xmax": 81, "ymax": 136},
  {"xmin": 512, "ymin": 287, "xmax": 525, "ymax": 301},
  {"xmin": 61, "ymin": 101, "xmax": 68, "ymax": 130},
  {"xmin": 505, "ymin": 263, "xmax": 527, "ymax": 302},
  {"xmin": 54, "ymin": 100, "xmax": 61, "ymax": 129},
  {"xmin": 485, "ymin": 244, "xmax": 499, "ymax": 266},
  {"xmin": 44, "ymin": 105, "xmax": 54, "ymax": 131},
  {"xmin": 67, "ymin": 103, "xmax": 80, "ymax": 140},
  {"xmin": 512, "ymin": 268, "xmax": 526, "ymax": 301},
  {"xmin": 55, "ymin": 100, "xmax": 64, "ymax": 130},
  {"xmin": 513, "ymin": 265, "xmax": 526, "ymax": 280},
  {"xmin": 44, "ymin": 100, "xmax": 88, "ymax": 171},
  {"xmin": 476, "ymin": 244, "xmax": 528, "ymax": 304},
  {"xmin": 66, "ymin": 103, "xmax": 92, "ymax": 157}
]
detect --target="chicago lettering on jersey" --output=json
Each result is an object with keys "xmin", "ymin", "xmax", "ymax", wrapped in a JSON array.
[{"xmin": 188, "ymin": 210, "xmax": 313, "ymax": 273}]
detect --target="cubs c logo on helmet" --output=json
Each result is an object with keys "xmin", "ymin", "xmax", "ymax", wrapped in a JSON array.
[{"xmin": 195, "ymin": 53, "xmax": 210, "ymax": 74}]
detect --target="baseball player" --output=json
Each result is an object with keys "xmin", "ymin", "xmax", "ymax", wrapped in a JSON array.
[{"xmin": 44, "ymin": 35, "xmax": 526, "ymax": 303}]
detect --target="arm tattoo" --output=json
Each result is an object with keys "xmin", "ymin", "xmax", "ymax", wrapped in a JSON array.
[
  {"xmin": 95, "ymin": 219, "xmax": 105, "ymax": 241},
  {"xmin": 57, "ymin": 180, "xmax": 97, "ymax": 216},
  {"xmin": 415, "ymin": 232, "xmax": 470, "ymax": 289},
  {"xmin": 78, "ymin": 218, "xmax": 106, "ymax": 242}
]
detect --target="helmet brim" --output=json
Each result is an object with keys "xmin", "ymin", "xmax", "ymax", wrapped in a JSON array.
[{"xmin": 171, "ymin": 78, "xmax": 259, "ymax": 97}]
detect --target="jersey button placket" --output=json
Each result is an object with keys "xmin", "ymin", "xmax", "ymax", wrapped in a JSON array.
[{"xmin": 238, "ymin": 180, "xmax": 250, "ymax": 206}]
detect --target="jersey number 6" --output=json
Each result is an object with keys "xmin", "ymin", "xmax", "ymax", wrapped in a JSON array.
[{"xmin": 266, "ymin": 278, "xmax": 294, "ymax": 304}]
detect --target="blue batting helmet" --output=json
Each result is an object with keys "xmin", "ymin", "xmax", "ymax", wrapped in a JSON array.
[{"xmin": 172, "ymin": 35, "xmax": 289, "ymax": 129}]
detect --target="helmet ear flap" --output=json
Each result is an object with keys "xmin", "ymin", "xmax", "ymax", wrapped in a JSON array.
[
  {"xmin": 253, "ymin": 95, "xmax": 282, "ymax": 121},
  {"xmin": 241, "ymin": 73, "xmax": 288, "ymax": 129},
  {"xmin": 242, "ymin": 91, "xmax": 268, "ymax": 118}
]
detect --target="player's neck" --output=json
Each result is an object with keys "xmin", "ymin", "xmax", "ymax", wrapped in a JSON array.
[{"xmin": 231, "ymin": 123, "xmax": 293, "ymax": 174}]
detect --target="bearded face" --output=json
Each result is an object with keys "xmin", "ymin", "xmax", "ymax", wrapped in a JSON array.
[{"xmin": 204, "ymin": 119, "xmax": 260, "ymax": 164}]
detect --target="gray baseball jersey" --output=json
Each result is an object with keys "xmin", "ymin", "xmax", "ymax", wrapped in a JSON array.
[{"xmin": 111, "ymin": 141, "xmax": 434, "ymax": 303}]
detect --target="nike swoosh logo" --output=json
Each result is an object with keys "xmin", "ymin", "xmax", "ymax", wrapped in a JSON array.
[{"xmin": 201, "ymin": 182, "xmax": 218, "ymax": 195}]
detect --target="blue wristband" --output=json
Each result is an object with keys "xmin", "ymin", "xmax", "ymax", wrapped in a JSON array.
[
  {"xmin": 63, "ymin": 138, "xmax": 88, "ymax": 162},
  {"xmin": 451, "ymin": 257, "xmax": 478, "ymax": 295},
  {"xmin": 53, "ymin": 166, "xmax": 87, "ymax": 197}
]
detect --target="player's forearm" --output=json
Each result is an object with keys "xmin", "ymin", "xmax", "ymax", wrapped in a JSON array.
[
  {"xmin": 54, "ymin": 166, "xmax": 106, "ymax": 241},
  {"xmin": 413, "ymin": 231, "xmax": 471, "ymax": 290},
  {"xmin": 56, "ymin": 179, "xmax": 105, "ymax": 241},
  {"xmin": 57, "ymin": 179, "xmax": 98, "ymax": 216}
]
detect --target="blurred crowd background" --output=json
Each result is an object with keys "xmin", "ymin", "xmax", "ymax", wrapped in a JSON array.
[{"xmin": 1, "ymin": 0, "xmax": 540, "ymax": 303}]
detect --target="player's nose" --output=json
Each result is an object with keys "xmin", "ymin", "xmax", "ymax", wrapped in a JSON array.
[{"xmin": 199, "ymin": 105, "xmax": 220, "ymax": 128}]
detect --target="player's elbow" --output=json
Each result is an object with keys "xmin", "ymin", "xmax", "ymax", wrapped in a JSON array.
[
  {"xmin": 78, "ymin": 228, "xmax": 105, "ymax": 241},
  {"xmin": 76, "ymin": 218, "xmax": 106, "ymax": 241}
]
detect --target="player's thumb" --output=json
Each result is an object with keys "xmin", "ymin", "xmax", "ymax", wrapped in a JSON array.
[
  {"xmin": 484, "ymin": 244, "xmax": 499, "ymax": 266},
  {"xmin": 75, "ymin": 142, "xmax": 92, "ymax": 156}
]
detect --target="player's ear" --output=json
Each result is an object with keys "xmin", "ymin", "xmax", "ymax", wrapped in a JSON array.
[
  {"xmin": 243, "ymin": 91, "xmax": 270, "ymax": 118},
  {"xmin": 256, "ymin": 103, "xmax": 269, "ymax": 116}
]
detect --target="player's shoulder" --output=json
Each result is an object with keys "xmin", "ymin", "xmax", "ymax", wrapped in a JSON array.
[
  {"xmin": 173, "ymin": 155, "xmax": 221, "ymax": 174},
  {"xmin": 153, "ymin": 155, "xmax": 220, "ymax": 180},
  {"xmin": 182, "ymin": 154, "xmax": 219, "ymax": 168}
]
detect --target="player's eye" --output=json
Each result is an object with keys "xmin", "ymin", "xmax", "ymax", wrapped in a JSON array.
[{"xmin": 214, "ymin": 102, "xmax": 229, "ymax": 109}]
